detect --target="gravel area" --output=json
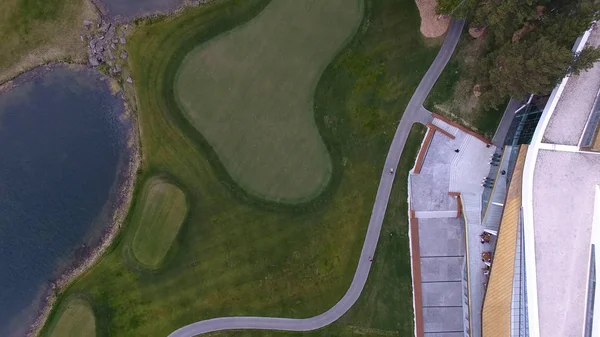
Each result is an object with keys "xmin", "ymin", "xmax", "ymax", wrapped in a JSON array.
[
  {"xmin": 414, "ymin": 0, "xmax": 449, "ymax": 38},
  {"xmin": 543, "ymin": 27, "xmax": 600, "ymax": 145},
  {"xmin": 533, "ymin": 149, "xmax": 600, "ymax": 337}
]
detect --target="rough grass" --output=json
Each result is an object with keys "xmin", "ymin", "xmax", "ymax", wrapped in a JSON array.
[
  {"xmin": 47, "ymin": 298, "xmax": 95, "ymax": 337},
  {"xmin": 175, "ymin": 0, "xmax": 363, "ymax": 203},
  {"xmin": 131, "ymin": 178, "xmax": 188, "ymax": 267},
  {"xmin": 0, "ymin": 0, "xmax": 97, "ymax": 84},
  {"xmin": 424, "ymin": 31, "xmax": 504, "ymax": 138},
  {"xmin": 39, "ymin": 0, "xmax": 440, "ymax": 336}
]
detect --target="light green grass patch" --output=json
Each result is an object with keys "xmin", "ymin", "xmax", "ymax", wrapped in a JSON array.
[
  {"xmin": 175, "ymin": 0, "xmax": 363, "ymax": 203},
  {"xmin": 131, "ymin": 178, "xmax": 188, "ymax": 267},
  {"xmin": 48, "ymin": 298, "xmax": 95, "ymax": 337}
]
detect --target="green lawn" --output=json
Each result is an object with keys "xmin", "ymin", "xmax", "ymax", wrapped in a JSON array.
[
  {"xmin": 46, "ymin": 298, "xmax": 95, "ymax": 337},
  {"xmin": 208, "ymin": 124, "xmax": 426, "ymax": 337},
  {"xmin": 40, "ymin": 0, "xmax": 440, "ymax": 335},
  {"xmin": 175, "ymin": 0, "xmax": 363, "ymax": 203},
  {"xmin": 131, "ymin": 178, "xmax": 188, "ymax": 268},
  {"xmin": 424, "ymin": 31, "xmax": 505, "ymax": 138},
  {"xmin": 0, "ymin": 0, "xmax": 96, "ymax": 83}
]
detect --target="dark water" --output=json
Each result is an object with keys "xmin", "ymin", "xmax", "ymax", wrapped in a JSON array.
[
  {"xmin": 95, "ymin": 0, "xmax": 185, "ymax": 21},
  {"xmin": 0, "ymin": 66, "xmax": 130, "ymax": 336}
]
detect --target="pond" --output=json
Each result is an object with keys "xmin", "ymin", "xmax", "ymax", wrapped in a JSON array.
[
  {"xmin": 0, "ymin": 65, "xmax": 132, "ymax": 336},
  {"xmin": 95, "ymin": 0, "xmax": 186, "ymax": 21}
]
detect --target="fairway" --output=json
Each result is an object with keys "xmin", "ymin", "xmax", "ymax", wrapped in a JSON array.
[
  {"xmin": 47, "ymin": 298, "xmax": 95, "ymax": 337},
  {"xmin": 131, "ymin": 179, "xmax": 188, "ymax": 267},
  {"xmin": 40, "ymin": 0, "xmax": 441, "ymax": 335},
  {"xmin": 175, "ymin": 0, "xmax": 363, "ymax": 202}
]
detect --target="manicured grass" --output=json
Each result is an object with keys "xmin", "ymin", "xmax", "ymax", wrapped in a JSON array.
[
  {"xmin": 206, "ymin": 124, "xmax": 427, "ymax": 337},
  {"xmin": 424, "ymin": 31, "xmax": 505, "ymax": 138},
  {"xmin": 47, "ymin": 298, "xmax": 95, "ymax": 337},
  {"xmin": 175, "ymin": 0, "xmax": 363, "ymax": 202},
  {"xmin": 131, "ymin": 178, "xmax": 188, "ymax": 267},
  {"xmin": 40, "ymin": 0, "xmax": 440, "ymax": 336},
  {"xmin": 0, "ymin": 0, "xmax": 96, "ymax": 83}
]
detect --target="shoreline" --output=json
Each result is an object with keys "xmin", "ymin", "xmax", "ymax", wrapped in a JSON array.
[
  {"xmin": 19, "ymin": 65, "xmax": 142, "ymax": 337},
  {"xmin": 9, "ymin": 1, "xmax": 215, "ymax": 335}
]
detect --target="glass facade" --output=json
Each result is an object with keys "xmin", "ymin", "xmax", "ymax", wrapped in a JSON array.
[{"xmin": 585, "ymin": 245, "xmax": 596, "ymax": 337}]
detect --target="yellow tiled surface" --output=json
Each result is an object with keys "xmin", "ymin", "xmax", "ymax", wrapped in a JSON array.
[{"xmin": 482, "ymin": 145, "xmax": 528, "ymax": 337}]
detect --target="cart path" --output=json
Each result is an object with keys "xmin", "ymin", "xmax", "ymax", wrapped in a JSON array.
[{"xmin": 169, "ymin": 19, "xmax": 465, "ymax": 337}]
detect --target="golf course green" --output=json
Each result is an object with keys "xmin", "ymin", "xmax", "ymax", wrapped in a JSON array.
[
  {"xmin": 40, "ymin": 0, "xmax": 440, "ymax": 335},
  {"xmin": 131, "ymin": 178, "xmax": 188, "ymax": 267},
  {"xmin": 175, "ymin": 0, "xmax": 362, "ymax": 202},
  {"xmin": 47, "ymin": 298, "xmax": 95, "ymax": 337}
]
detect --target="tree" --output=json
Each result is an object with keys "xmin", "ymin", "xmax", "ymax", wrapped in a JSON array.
[
  {"xmin": 570, "ymin": 47, "xmax": 600, "ymax": 76},
  {"xmin": 473, "ymin": 0, "xmax": 536, "ymax": 44},
  {"xmin": 531, "ymin": 0, "xmax": 600, "ymax": 47},
  {"xmin": 478, "ymin": 38, "xmax": 573, "ymax": 107},
  {"xmin": 436, "ymin": 0, "xmax": 478, "ymax": 18}
]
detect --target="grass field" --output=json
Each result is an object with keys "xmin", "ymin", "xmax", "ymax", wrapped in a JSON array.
[
  {"xmin": 424, "ymin": 31, "xmax": 504, "ymax": 138},
  {"xmin": 175, "ymin": 0, "xmax": 363, "ymax": 202},
  {"xmin": 0, "ymin": 0, "xmax": 97, "ymax": 84},
  {"xmin": 40, "ymin": 0, "xmax": 440, "ymax": 335},
  {"xmin": 210, "ymin": 124, "xmax": 426, "ymax": 337},
  {"xmin": 131, "ymin": 178, "xmax": 188, "ymax": 267},
  {"xmin": 46, "ymin": 298, "xmax": 95, "ymax": 337}
]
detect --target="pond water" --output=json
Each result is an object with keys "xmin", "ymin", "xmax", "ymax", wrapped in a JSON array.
[
  {"xmin": 96, "ymin": 0, "xmax": 185, "ymax": 21},
  {"xmin": 0, "ymin": 66, "xmax": 131, "ymax": 336}
]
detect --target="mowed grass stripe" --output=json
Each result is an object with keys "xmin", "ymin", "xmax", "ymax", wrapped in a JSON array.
[
  {"xmin": 175, "ymin": 0, "xmax": 363, "ymax": 203},
  {"xmin": 40, "ymin": 0, "xmax": 441, "ymax": 335},
  {"xmin": 47, "ymin": 298, "xmax": 95, "ymax": 337},
  {"xmin": 131, "ymin": 179, "xmax": 188, "ymax": 267}
]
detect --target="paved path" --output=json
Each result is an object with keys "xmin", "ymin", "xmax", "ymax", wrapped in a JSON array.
[{"xmin": 169, "ymin": 20, "xmax": 465, "ymax": 337}]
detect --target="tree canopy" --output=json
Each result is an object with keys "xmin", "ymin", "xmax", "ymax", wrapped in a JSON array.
[{"xmin": 436, "ymin": 0, "xmax": 600, "ymax": 107}]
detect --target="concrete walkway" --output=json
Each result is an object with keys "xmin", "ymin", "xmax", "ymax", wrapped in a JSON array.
[{"xmin": 168, "ymin": 19, "xmax": 465, "ymax": 337}]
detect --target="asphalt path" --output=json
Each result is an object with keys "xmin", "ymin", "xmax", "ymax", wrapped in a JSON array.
[{"xmin": 169, "ymin": 19, "xmax": 465, "ymax": 337}]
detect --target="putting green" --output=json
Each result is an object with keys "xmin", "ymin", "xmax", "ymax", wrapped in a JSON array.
[
  {"xmin": 48, "ymin": 298, "xmax": 95, "ymax": 337},
  {"xmin": 175, "ymin": 0, "xmax": 363, "ymax": 202},
  {"xmin": 131, "ymin": 179, "xmax": 188, "ymax": 267}
]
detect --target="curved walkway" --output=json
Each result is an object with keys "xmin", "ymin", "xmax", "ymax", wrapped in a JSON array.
[{"xmin": 169, "ymin": 20, "xmax": 465, "ymax": 337}]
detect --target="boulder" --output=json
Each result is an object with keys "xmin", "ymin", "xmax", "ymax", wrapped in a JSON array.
[{"xmin": 120, "ymin": 51, "xmax": 128, "ymax": 60}]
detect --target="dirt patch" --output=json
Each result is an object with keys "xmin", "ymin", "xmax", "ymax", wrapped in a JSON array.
[{"xmin": 414, "ymin": 0, "xmax": 449, "ymax": 38}]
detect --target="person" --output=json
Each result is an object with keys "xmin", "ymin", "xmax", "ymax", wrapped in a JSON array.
[
  {"xmin": 501, "ymin": 170, "xmax": 506, "ymax": 175},
  {"xmin": 454, "ymin": 149, "xmax": 460, "ymax": 153},
  {"xmin": 390, "ymin": 168, "xmax": 394, "ymax": 174}
]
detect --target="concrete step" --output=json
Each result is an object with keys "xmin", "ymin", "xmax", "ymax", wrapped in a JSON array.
[{"xmin": 414, "ymin": 210, "xmax": 457, "ymax": 219}]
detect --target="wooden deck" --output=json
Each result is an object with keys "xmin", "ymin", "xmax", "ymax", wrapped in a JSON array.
[{"xmin": 481, "ymin": 145, "xmax": 528, "ymax": 337}]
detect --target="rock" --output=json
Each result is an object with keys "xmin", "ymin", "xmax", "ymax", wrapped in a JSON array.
[
  {"xmin": 473, "ymin": 84, "xmax": 482, "ymax": 98},
  {"xmin": 80, "ymin": 35, "xmax": 84, "ymax": 42},
  {"xmin": 126, "ymin": 77, "xmax": 133, "ymax": 84},
  {"xmin": 111, "ymin": 43, "xmax": 117, "ymax": 50},
  {"xmin": 469, "ymin": 26, "xmax": 486, "ymax": 39},
  {"xmin": 99, "ymin": 22, "xmax": 111, "ymax": 33},
  {"xmin": 83, "ymin": 20, "xmax": 93, "ymax": 28},
  {"xmin": 114, "ymin": 64, "xmax": 121, "ymax": 73},
  {"xmin": 89, "ymin": 56, "xmax": 99, "ymax": 67},
  {"xmin": 120, "ymin": 51, "xmax": 128, "ymax": 60},
  {"xmin": 119, "ymin": 37, "xmax": 126, "ymax": 45},
  {"xmin": 113, "ymin": 38, "xmax": 119, "ymax": 44},
  {"xmin": 107, "ymin": 60, "xmax": 113, "ymax": 66}
]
